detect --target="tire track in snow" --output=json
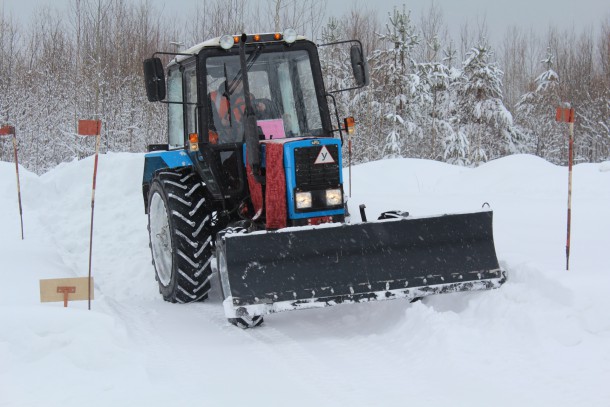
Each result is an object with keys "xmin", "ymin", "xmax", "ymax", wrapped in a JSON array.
[
  {"xmin": 257, "ymin": 302, "xmax": 421, "ymax": 400},
  {"xmin": 245, "ymin": 323, "xmax": 353, "ymax": 404}
]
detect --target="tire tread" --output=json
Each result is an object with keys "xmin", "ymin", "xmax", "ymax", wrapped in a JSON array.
[{"xmin": 148, "ymin": 167, "xmax": 219, "ymax": 304}]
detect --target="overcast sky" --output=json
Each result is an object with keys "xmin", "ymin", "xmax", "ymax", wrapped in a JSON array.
[{"xmin": 2, "ymin": 0, "xmax": 608, "ymax": 43}]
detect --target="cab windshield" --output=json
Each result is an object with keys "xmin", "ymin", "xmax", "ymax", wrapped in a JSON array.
[{"xmin": 206, "ymin": 49, "xmax": 323, "ymax": 144}]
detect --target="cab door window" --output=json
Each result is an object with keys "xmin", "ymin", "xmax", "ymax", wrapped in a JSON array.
[
  {"xmin": 184, "ymin": 64, "xmax": 198, "ymax": 137},
  {"xmin": 167, "ymin": 68, "xmax": 184, "ymax": 147}
]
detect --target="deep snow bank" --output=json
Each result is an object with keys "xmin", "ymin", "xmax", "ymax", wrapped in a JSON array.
[{"xmin": 1, "ymin": 153, "xmax": 609, "ymax": 407}]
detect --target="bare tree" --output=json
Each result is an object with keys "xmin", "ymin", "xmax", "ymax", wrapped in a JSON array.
[{"xmin": 417, "ymin": 2, "xmax": 449, "ymax": 63}]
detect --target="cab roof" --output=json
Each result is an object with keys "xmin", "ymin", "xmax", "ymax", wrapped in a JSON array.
[{"xmin": 168, "ymin": 33, "xmax": 308, "ymax": 67}]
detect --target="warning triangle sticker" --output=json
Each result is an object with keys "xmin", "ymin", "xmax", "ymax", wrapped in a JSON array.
[{"xmin": 314, "ymin": 146, "xmax": 335, "ymax": 164}]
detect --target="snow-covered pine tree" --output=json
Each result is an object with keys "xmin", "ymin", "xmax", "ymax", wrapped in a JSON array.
[
  {"xmin": 416, "ymin": 51, "xmax": 455, "ymax": 160},
  {"xmin": 374, "ymin": 5, "xmax": 420, "ymax": 159},
  {"xmin": 515, "ymin": 48, "xmax": 563, "ymax": 162},
  {"xmin": 443, "ymin": 126, "xmax": 469, "ymax": 166},
  {"xmin": 440, "ymin": 42, "xmax": 471, "ymax": 165},
  {"xmin": 457, "ymin": 41, "xmax": 523, "ymax": 165}
]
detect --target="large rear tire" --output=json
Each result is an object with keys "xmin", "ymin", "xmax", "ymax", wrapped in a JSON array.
[{"xmin": 147, "ymin": 168, "xmax": 217, "ymax": 303}]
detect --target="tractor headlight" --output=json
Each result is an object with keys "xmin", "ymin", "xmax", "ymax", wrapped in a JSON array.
[
  {"xmin": 295, "ymin": 192, "xmax": 312, "ymax": 209},
  {"xmin": 326, "ymin": 189, "xmax": 342, "ymax": 206}
]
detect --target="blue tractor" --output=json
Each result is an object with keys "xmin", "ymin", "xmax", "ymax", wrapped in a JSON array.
[{"xmin": 142, "ymin": 30, "xmax": 506, "ymax": 328}]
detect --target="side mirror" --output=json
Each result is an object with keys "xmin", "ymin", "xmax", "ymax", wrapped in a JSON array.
[
  {"xmin": 143, "ymin": 57, "xmax": 166, "ymax": 102},
  {"xmin": 350, "ymin": 45, "xmax": 370, "ymax": 87}
]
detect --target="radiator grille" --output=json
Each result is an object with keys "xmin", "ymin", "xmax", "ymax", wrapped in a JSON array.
[{"xmin": 294, "ymin": 145, "xmax": 340, "ymax": 189}]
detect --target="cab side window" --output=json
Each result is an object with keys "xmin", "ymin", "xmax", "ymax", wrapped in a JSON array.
[
  {"xmin": 184, "ymin": 65, "xmax": 198, "ymax": 137},
  {"xmin": 167, "ymin": 68, "xmax": 184, "ymax": 147}
]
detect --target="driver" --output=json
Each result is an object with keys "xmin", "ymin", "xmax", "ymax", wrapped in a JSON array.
[
  {"xmin": 208, "ymin": 80, "xmax": 277, "ymax": 143},
  {"xmin": 208, "ymin": 80, "xmax": 251, "ymax": 143}
]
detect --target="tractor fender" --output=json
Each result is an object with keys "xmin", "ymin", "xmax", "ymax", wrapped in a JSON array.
[{"xmin": 142, "ymin": 150, "xmax": 193, "ymax": 213}]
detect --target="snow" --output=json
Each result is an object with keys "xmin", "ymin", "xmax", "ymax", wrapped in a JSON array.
[{"xmin": 1, "ymin": 153, "xmax": 610, "ymax": 406}]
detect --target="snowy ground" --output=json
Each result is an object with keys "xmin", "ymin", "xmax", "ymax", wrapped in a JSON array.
[{"xmin": 1, "ymin": 153, "xmax": 609, "ymax": 406}]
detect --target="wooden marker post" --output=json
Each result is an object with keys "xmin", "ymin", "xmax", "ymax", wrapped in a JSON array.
[
  {"xmin": 77, "ymin": 120, "xmax": 102, "ymax": 310},
  {"xmin": 0, "ymin": 125, "xmax": 24, "ymax": 240},
  {"xmin": 555, "ymin": 107, "xmax": 575, "ymax": 270}
]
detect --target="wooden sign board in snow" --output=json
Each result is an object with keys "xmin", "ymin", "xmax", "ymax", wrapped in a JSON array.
[{"xmin": 40, "ymin": 277, "xmax": 94, "ymax": 307}]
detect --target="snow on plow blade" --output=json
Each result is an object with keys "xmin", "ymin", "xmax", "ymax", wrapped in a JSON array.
[{"xmin": 218, "ymin": 211, "xmax": 506, "ymax": 318}]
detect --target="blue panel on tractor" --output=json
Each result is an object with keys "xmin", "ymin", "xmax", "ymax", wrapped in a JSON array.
[
  {"xmin": 143, "ymin": 150, "xmax": 193, "ymax": 184},
  {"xmin": 283, "ymin": 138, "xmax": 344, "ymax": 220}
]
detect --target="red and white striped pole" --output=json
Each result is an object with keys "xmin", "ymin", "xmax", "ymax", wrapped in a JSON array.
[
  {"xmin": 566, "ymin": 120, "xmax": 574, "ymax": 271},
  {"xmin": 0, "ymin": 125, "xmax": 24, "ymax": 240},
  {"xmin": 556, "ymin": 107, "xmax": 575, "ymax": 271},
  {"xmin": 78, "ymin": 120, "xmax": 102, "ymax": 310}
]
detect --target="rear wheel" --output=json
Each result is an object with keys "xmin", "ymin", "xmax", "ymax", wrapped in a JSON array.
[
  {"xmin": 216, "ymin": 227, "xmax": 264, "ymax": 328},
  {"xmin": 148, "ymin": 168, "xmax": 218, "ymax": 303}
]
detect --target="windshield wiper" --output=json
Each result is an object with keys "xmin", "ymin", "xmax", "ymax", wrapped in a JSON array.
[{"xmin": 227, "ymin": 45, "xmax": 263, "ymax": 95}]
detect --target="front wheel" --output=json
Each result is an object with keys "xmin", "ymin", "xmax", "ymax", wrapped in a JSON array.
[{"xmin": 147, "ymin": 168, "xmax": 218, "ymax": 303}]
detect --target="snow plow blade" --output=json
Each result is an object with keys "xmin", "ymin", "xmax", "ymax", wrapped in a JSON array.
[{"xmin": 218, "ymin": 211, "xmax": 506, "ymax": 318}]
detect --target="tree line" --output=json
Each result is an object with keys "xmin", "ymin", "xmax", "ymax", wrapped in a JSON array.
[{"xmin": 1, "ymin": 0, "xmax": 608, "ymax": 173}]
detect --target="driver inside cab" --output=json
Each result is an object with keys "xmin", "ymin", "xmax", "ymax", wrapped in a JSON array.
[{"xmin": 208, "ymin": 78, "xmax": 278, "ymax": 144}]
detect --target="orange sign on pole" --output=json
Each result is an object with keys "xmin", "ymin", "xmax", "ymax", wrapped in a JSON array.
[
  {"xmin": 555, "ymin": 107, "xmax": 575, "ymax": 123},
  {"xmin": 77, "ymin": 120, "xmax": 102, "ymax": 136},
  {"xmin": 0, "ymin": 125, "xmax": 16, "ymax": 136}
]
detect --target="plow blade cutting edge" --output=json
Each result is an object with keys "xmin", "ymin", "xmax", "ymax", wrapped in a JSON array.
[{"xmin": 217, "ymin": 210, "xmax": 506, "ymax": 318}]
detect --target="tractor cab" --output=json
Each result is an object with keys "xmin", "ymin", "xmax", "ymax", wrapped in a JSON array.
[
  {"xmin": 143, "ymin": 31, "xmax": 367, "ymax": 206},
  {"xmin": 204, "ymin": 43, "xmax": 329, "ymax": 143}
]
